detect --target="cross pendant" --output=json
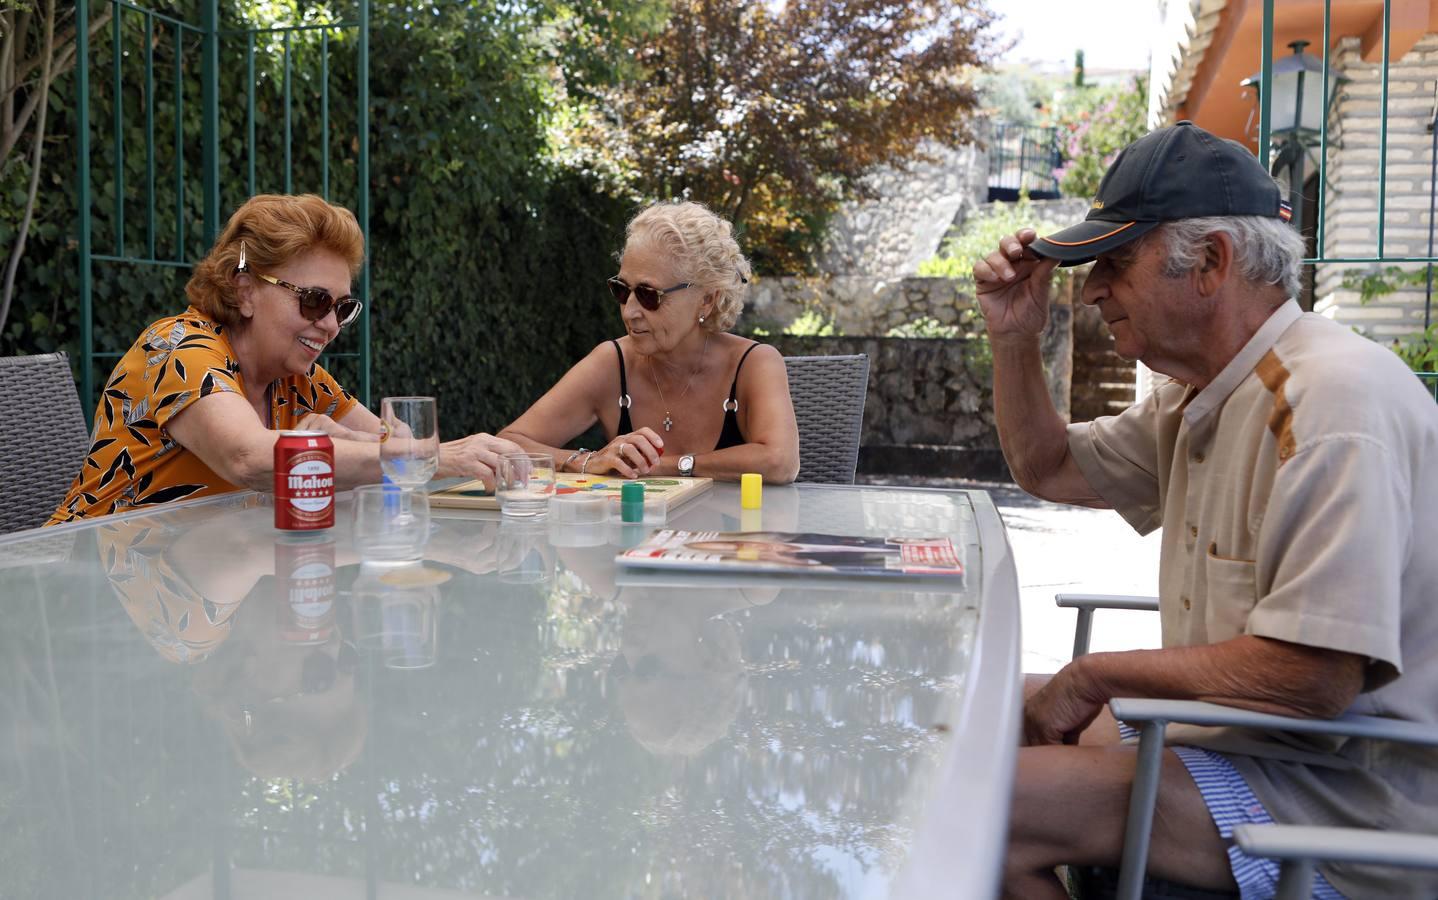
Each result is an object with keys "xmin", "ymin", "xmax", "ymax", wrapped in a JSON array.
[{"xmin": 663, "ymin": 415, "xmax": 673, "ymax": 432}]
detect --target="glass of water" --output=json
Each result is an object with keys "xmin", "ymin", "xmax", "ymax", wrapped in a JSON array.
[
  {"xmin": 380, "ymin": 396, "xmax": 439, "ymax": 523},
  {"xmin": 497, "ymin": 452, "xmax": 555, "ymax": 517},
  {"xmin": 380, "ymin": 396, "xmax": 439, "ymax": 483}
]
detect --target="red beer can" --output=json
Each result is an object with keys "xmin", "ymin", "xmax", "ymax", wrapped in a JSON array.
[
  {"xmin": 274, "ymin": 430, "xmax": 336, "ymax": 531},
  {"xmin": 274, "ymin": 533, "xmax": 337, "ymax": 645}
]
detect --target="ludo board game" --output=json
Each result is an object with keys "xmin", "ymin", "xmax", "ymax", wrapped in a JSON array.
[{"xmin": 429, "ymin": 473, "xmax": 714, "ymax": 512}]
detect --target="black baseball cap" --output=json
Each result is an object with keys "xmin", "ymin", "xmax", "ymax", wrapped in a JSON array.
[{"xmin": 1032, "ymin": 121, "xmax": 1292, "ymax": 266}]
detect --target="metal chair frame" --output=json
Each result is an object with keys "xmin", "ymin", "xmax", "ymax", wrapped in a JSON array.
[{"xmin": 1056, "ymin": 592, "xmax": 1438, "ymax": 900}]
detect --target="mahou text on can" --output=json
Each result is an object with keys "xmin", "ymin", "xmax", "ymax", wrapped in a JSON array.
[
  {"xmin": 274, "ymin": 534, "xmax": 337, "ymax": 644},
  {"xmin": 274, "ymin": 430, "xmax": 335, "ymax": 530}
]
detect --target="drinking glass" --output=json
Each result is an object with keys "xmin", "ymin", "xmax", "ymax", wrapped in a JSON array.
[
  {"xmin": 497, "ymin": 452, "xmax": 555, "ymax": 517},
  {"xmin": 352, "ymin": 484, "xmax": 430, "ymax": 562},
  {"xmin": 380, "ymin": 396, "xmax": 439, "ymax": 525},
  {"xmin": 380, "ymin": 396, "xmax": 440, "ymax": 485}
]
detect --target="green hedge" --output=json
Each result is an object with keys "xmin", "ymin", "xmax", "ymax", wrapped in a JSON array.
[{"xmin": 1, "ymin": 1, "xmax": 634, "ymax": 437}]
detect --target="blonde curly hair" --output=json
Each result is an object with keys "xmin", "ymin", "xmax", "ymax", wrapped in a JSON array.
[
  {"xmin": 624, "ymin": 200, "xmax": 752, "ymax": 333},
  {"xmin": 186, "ymin": 194, "xmax": 365, "ymax": 328}
]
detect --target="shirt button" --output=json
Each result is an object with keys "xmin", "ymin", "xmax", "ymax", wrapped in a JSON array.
[
  {"xmin": 1278, "ymin": 445, "xmax": 1293, "ymax": 460},
  {"xmin": 1189, "ymin": 525, "xmax": 1198, "ymax": 539},
  {"xmin": 1182, "ymin": 596, "xmax": 1192, "ymax": 611},
  {"xmin": 1193, "ymin": 452, "xmax": 1206, "ymax": 464}
]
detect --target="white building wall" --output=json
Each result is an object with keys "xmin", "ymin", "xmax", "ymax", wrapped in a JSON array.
[{"xmin": 1316, "ymin": 34, "xmax": 1438, "ymax": 339}]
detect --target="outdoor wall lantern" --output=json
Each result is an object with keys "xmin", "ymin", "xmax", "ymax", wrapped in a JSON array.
[{"xmin": 1241, "ymin": 40, "xmax": 1342, "ymax": 235}]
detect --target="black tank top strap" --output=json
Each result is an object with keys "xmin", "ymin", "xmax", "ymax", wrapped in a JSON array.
[
  {"xmin": 612, "ymin": 339, "xmax": 634, "ymax": 435},
  {"xmin": 727, "ymin": 341, "xmax": 761, "ymax": 403},
  {"xmin": 715, "ymin": 341, "xmax": 761, "ymax": 451}
]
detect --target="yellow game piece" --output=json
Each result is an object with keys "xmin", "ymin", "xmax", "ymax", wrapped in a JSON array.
[{"xmin": 741, "ymin": 473, "xmax": 762, "ymax": 509}]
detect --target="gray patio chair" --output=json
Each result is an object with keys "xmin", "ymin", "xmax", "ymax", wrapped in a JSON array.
[
  {"xmin": 1054, "ymin": 592, "xmax": 1438, "ymax": 900},
  {"xmin": 784, "ymin": 354, "xmax": 869, "ymax": 485},
  {"xmin": 0, "ymin": 352, "xmax": 91, "ymax": 534}
]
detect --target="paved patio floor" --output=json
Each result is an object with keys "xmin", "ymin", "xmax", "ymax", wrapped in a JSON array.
[{"xmin": 858, "ymin": 475, "xmax": 1163, "ymax": 673}]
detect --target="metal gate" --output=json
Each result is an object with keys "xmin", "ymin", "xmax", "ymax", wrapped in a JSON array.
[
  {"xmin": 986, "ymin": 123, "xmax": 1062, "ymax": 203},
  {"xmin": 1253, "ymin": 0, "xmax": 1437, "ymax": 395},
  {"xmin": 74, "ymin": 0, "xmax": 372, "ymax": 419}
]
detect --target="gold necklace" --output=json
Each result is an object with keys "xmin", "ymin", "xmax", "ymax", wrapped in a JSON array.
[{"xmin": 647, "ymin": 335, "xmax": 709, "ymax": 432}]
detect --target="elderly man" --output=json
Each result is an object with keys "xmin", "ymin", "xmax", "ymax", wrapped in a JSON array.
[{"xmin": 975, "ymin": 120, "xmax": 1438, "ymax": 900}]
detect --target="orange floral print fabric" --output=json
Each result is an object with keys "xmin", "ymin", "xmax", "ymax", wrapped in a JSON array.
[
  {"xmin": 48, "ymin": 306, "xmax": 357, "ymax": 525},
  {"xmin": 102, "ymin": 515, "xmax": 245, "ymax": 664}
]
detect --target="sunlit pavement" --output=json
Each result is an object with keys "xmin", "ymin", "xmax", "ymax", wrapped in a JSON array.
[{"xmin": 858, "ymin": 475, "xmax": 1163, "ymax": 673}]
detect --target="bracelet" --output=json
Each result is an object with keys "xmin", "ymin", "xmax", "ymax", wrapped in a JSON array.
[
  {"xmin": 561, "ymin": 447, "xmax": 587, "ymax": 472},
  {"xmin": 579, "ymin": 451, "xmax": 597, "ymax": 475}
]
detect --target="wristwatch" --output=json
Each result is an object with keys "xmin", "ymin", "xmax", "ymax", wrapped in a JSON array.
[{"xmin": 678, "ymin": 454, "xmax": 695, "ymax": 477}]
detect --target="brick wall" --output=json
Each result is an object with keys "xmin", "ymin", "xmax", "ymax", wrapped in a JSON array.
[{"xmin": 1317, "ymin": 34, "xmax": 1438, "ymax": 338}]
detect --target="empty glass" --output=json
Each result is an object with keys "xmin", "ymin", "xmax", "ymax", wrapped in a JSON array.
[
  {"xmin": 380, "ymin": 396, "xmax": 440, "ymax": 486},
  {"xmin": 353, "ymin": 484, "xmax": 430, "ymax": 562},
  {"xmin": 497, "ymin": 452, "xmax": 555, "ymax": 517}
]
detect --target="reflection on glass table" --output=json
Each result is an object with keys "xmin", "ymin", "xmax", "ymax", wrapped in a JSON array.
[{"xmin": 0, "ymin": 482, "xmax": 1017, "ymax": 899}]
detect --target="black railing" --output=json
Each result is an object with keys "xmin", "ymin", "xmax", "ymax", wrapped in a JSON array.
[{"xmin": 987, "ymin": 123, "xmax": 1062, "ymax": 202}]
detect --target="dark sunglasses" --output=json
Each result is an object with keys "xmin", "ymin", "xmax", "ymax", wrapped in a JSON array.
[
  {"xmin": 607, "ymin": 276, "xmax": 692, "ymax": 311},
  {"xmin": 236, "ymin": 241, "xmax": 363, "ymax": 327}
]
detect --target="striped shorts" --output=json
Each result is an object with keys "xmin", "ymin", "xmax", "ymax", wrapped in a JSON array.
[{"xmin": 1118, "ymin": 723, "xmax": 1347, "ymax": 899}]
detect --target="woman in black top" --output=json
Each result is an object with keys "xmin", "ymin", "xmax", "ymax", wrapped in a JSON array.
[{"xmin": 500, "ymin": 201, "xmax": 799, "ymax": 483}]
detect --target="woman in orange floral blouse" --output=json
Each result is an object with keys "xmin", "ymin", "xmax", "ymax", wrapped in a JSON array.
[{"xmin": 49, "ymin": 194, "xmax": 518, "ymax": 525}]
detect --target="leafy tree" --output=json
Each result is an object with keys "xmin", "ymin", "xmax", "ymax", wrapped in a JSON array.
[
  {"xmin": 559, "ymin": 0, "xmax": 999, "ymax": 273},
  {"xmin": 1047, "ymin": 74, "xmax": 1149, "ymax": 198},
  {"xmin": 918, "ymin": 192, "xmax": 1064, "ymax": 288},
  {"xmin": 0, "ymin": 0, "xmax": 648, "ymax": 436},
  {"xmin": 0, "ymin": 0, "xmax": 113, "ymax": 336},
  {"xmin": 971, "ymin": 64, "xmax": 1066, "ymax": 128}
]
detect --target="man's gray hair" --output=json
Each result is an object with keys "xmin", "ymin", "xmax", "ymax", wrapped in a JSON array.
[{"xmin": 1153, "ymin": 215, "xmax": 1305, "ymax": 299}]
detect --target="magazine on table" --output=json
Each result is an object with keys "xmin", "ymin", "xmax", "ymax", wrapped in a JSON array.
[{"xmin": 616, "ymin": 530, "xmax": 964, "ymax": 578}]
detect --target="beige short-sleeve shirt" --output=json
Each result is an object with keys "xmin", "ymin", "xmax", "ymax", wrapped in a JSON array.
[{"xmin": 1067, "ymin": 300, "xmax": 1438, "ymax": 898}]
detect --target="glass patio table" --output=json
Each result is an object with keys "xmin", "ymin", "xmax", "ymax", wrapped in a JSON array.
[{"xmin": 0, "ymin": 481, "xmax": 1020, "ymax": 900}]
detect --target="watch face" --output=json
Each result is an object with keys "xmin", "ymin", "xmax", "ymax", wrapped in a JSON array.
[{"xmin": 679, "ymin": 454, "xmax": 694, "ymax": 475}]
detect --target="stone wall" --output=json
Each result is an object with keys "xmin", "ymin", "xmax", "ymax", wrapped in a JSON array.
[
  {"xmin": 770, "ymin": 333, "xmax": 997, "ymax": 446},
  {"xmin": 743, "ymin": 269, "xmax": 1084, "ymax": 345},
  {"xmin": 745, "ymin": 275, "xmax": 973, "ymax": 337},
  {"xmin": 760, "ymin": 138, "xmax": 1103, "ymax": 476},
  {"xmin": 813, "ymin": 145, "xmax": 1090, "ymax": 283},
  {"xmin": 1027, "ymin": 197, "xmax": 1092, "ymax": 231},
  {"xmin": 763, "ymin": 282, "xmax": 1076, "ymax": 479},
  {"xmin": 1316, "ymin": 34, "xmax": 1438, "ymax": 338},
  {"xmin": 816, "ymin": 140, "xmax": 989, "ymax": 279},
  {"xmin": 1071, "ymin": 298, "xmax": 1136, "ymax": 421}
]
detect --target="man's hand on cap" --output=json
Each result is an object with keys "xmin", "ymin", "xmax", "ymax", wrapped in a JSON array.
[{"xmin": 974, "ymin": 228, "xmax": 1061, "ymax": 343}]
